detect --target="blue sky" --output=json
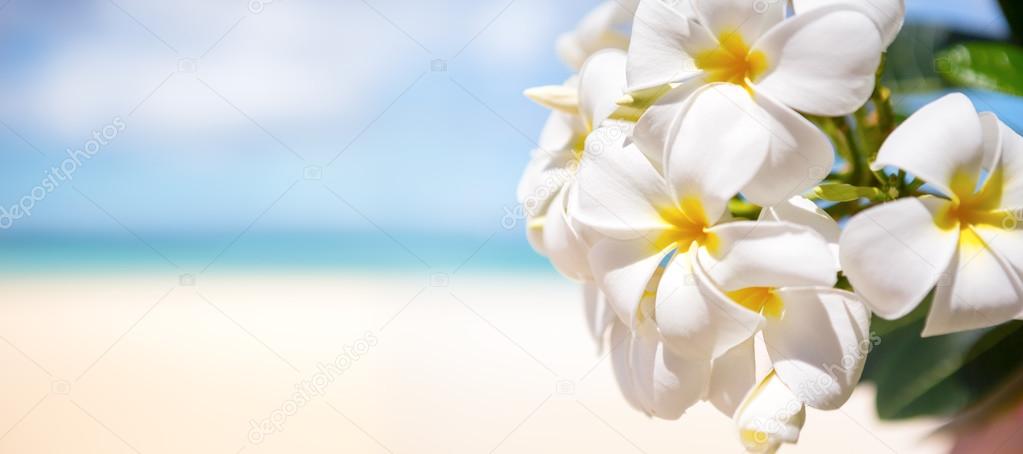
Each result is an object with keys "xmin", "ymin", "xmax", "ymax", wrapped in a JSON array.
[{"xmin": 0, "ymin": 0, "xmax": 1014, "ymax": 240}]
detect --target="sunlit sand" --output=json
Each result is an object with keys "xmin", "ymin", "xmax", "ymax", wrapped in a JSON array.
[{"xmin": 0, "ymin": 273, "xmax": 951, "ymax": 453}]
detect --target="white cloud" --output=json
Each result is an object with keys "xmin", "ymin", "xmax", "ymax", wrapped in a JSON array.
[{"xmin": 11, "ymin": 0, "xmax": 418, "ymax": 138}]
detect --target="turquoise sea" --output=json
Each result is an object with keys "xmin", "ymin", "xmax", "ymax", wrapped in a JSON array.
[{"xmin": 0, "ymin": 230, "xmax": 553, "ymax": 275}]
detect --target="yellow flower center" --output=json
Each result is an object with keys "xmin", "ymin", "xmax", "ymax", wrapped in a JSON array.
[
  {"xmin": 936, "ymin": 168, "xmax": 1015, "ymax": 250},
  {"xmin": 694, "ymin": 32, "xmax": 768, "ymax": 90},
  {"xmin": 727, "ymin": 287, "xmax": 785, "ymax": 318},
  {"xmin": 654, "ymin": 197, "xmax": 718, "ymax": 253}
]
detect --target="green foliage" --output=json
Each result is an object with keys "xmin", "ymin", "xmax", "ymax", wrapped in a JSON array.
[
  {"xmin": 882, "ymin": 25, "xmax": 949, "ymax": 94},
  {"xmin": 811, "ymin": 183, "xmax": 884, "ymax": 203},
  {"xmin": 936, "ymin": 42, "xmax": 1023, "ymax": 96},
  {"xmin": 853, "ymin": 1, "xmax": 1023, "ymax": 424},
  {"xmin": 864, "ymin": 304, "xmax": 1023, "ymax": 420}
]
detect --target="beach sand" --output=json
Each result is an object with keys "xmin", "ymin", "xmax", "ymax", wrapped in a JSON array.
[{"xmin": 0, "ymin": 272, "xmax": 951, "ymax": 453}]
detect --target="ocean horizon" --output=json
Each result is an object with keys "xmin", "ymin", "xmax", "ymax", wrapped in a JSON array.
[{"xmin": 0, "ymin": 230, "xmax": 554, "ymax": 275}]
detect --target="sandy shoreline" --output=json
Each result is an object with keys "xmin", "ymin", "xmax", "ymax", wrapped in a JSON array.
[{"xmin": 0, "ymin": 273, "xmax": 950, "ymax": 453}]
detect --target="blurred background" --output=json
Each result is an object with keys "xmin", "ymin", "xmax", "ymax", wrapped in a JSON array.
[
  {"xmin": 0, "ymin": 0, "xmax": 1015, "ymax": 274},
  {"xmin": 0, "ymin": 0, "xmax": 585, "ymax": 274},
  {"xmin": 0, "ymin": 0, "xmax": 1019, "ymax": 453}
]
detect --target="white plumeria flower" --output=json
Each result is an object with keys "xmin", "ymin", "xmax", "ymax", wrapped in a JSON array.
[
  {"xmin": 664, "ymin": 200, "xmax": 869, "ymax": 416},
  {"xmin": 702, "ymin": 287, "xmax": 872, "ymax": 415},
  {"xmin": 735, "ymin": 371, "xmax": 806, "ymax": 453},
  {"xmin": 573, "ymin": 83, "xmax": 872, "ymax": 417},
  {"xmin": 691, "ymin": 196, "xmax": 870, "ymax": 417},
  {"xmin": 628, "ymin": 0, "xmax": 883, "ymax": 114},
  {"xmin": 575, "ymin": 83, "xmax": 834, "ymax": 351},
  {"xmin": 840, "ymin": 94, "xmax": 1023, "ymax": 336},
  {"xmin": 518, "ymin": 50, "xmax": 629, "ymax": 280},
  {"xmin": 623, "ymin": 0, "xmax": 887, "ymax": 206},
  {"xmin": 792, "ymin": 0, "xmax": 906, "ymax": 48},
  {"xmin": 611, "ymin": 278, "xmax": 871, "ymax": 420},
  {"xmin": 556, "ymin": 0, "xmax": 640, "ymax": 70},
  {"xmin": 608, "ymin": 271, "xmax": 715, "ymax": 418}
]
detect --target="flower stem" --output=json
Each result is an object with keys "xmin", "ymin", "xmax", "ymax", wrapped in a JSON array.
[{"xmin": 814, "ymin": 116, "xmax": 856, "ymax": 179}]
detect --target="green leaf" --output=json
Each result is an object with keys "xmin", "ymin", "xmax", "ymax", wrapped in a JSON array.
[
  {"xmin": 868, "ymin": 319, "xmax": 1023, "ymax": 420},
  {"xmin": 811, "ymin": 183, "xmax": 882, "ymax": 202},
  {"xmin": 883, "ymin": 25, "xmax": 950, "ymax": 94},
  {"xmin": 727, "ymin": 198, "xmax": 761, "ymax": 220},
  {"xmin": 936, "ymin": 42, "xmax": 1023, "ymax": 97}
]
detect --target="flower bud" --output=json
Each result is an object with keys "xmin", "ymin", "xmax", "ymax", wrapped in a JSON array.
[{"xmin": 735, "ymin": 372, "xmax": 806, "ymax": 453}]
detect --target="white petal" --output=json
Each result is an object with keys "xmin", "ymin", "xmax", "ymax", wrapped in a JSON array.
[
  {"xmin": 707, "ymin": 338, "xmax": 756, "ymax": 417},
  {"xmin": 610, "ymin": 320, "xmax": 647, "ymax": 412},
  {"xmin": 753, "ymin": 5, "xmax": 882, "ymax": 116},
  {"xmin": 873, "ymin": 94, "xmax": 985, "ymax": 199},
  {"xmin": 589, "ymin": 237, "xmax": 674, "ymax": 327},
  {"xmin": 741, "ymin": 89, "xmax": 834, "ymax": 207},
  {"xmin": 981, "ymin": 112, "xmax": 1003, "ymax": 174},
  {"xmin": 765, "ymin": 288, "xmax": 872, "ymax": 410},
  {"xmin": 759, "ymin": 196, "xmax": 841, "ymax": 268},
  {"xmin": 735, "ymin": 372, "xmax": 806, "ymax": 453},
  {"xmin": 626, "ymin": 0, "xmax": 716, "ymax": 91},
  {"xmin": 526, "ymin": 217, "xmax": 547, "ymax": 256},
  {"xmin": 979, "ymin": 226, "xmax": 1023, "ymax": 276},
  {"xmin": 656, "ymin": 246, "xmax": 765, "ymax": 359},
  {"xmin": 1001, "ymin": 124, "xmax": 1023, "ymax": 211},
  {"xmin": 517, "ymin": 150, "xmax": 576, "ymax": 220},
  {"xmin": 538, "ymin": 109, "xmax": 586, "ymax": 155},
  {"xmin": 517, "ymin": 149, "xmax": 574, "ymax": 257},
  {"xmin": 792, "ymin": 0, "xmax": 905, "ymax": 47},
  {"xmin": 981, "ymin": 112, "xmax": 1023, "ymax": 210},
  {"xmin": 692, "ymin": 0, "xmax": 785, "ymax": 43},
  {"xmin": 839, "ymin": 197, "xmax": 959, "ymax": 319},
  {"xmin": 543, "ymin": 186, "xmax": 592, "ymax": 281},
  {"xmin": 517, "ymin": 150, "xmax": 553, "ymax": 214},
  {"xmin": 700, "ymin": 221, "xmax": 839, "ymax": 292},
  {"xmin": 579, "ymin": 3, "xmax": 633, "ymax": 50},
  {"xmin": 753, "ymin": 333, "xmax": 774, "ymax": 383},
  {"xmin": 575, "ymin": 0, "xmax": 636, "ymax": 48},
  {"xmin": 923, "ymin": 228, "xmax": 1023, "ymax": 336},
  {"xmin": 584, "ymin": 283, "xmax": 618, "ymax": 346},
  {"xmin": 524, "ymin": 84, "xmax": 579, "ymax": 115},
  {"xmin": 557, "ymin": 1, "xmax": 634, "ymax": 70},
  {"xmin": 556, "ymin": 34, "xmax": 589, "ymax": 72},
  {"xmin": 665, "ymin": 84, "xmax": 771, "ymax": 222},
  {"xmin": 579, "ymin": 49, "xmax": 629, "ymax": 129},
  {"xmin": 632, "ymin": 79, "xmax": 703, "ymax": 172},
  {"xmin": 574, "ymin": 137, "xmax": 673, "ymax": 240},
  {"xmin": 630, "ymin": 322, "xmax": 712, "ymax": 420}
]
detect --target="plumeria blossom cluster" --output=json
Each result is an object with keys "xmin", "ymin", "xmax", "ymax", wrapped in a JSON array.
[{"xmin": 519, "ymin": 0, "xmax": 1023, "ymax": 452}]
